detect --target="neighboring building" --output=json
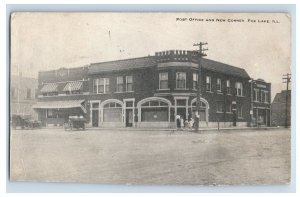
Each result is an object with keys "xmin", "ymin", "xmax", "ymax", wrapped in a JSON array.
[
  {"xmin": 271, "ymin": 90, "xmax": 291, "ymax": 127},
  {"xmin": 10, "ymin": 74, "xmax": 38, "ymax": 119},
  {"xmin": 250, "ymin": 79, "xmax": 272, "ymax": 127},
  {"xmin": 33, "ymin": 50, "xmax": 271, "ymax": 128}
]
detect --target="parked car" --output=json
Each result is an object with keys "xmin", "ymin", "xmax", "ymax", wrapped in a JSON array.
[
  {"xmin": 64, "ymin": 116, "xmax": 86, "ymax": 131},
  {"xmin": 11, "ymin": 114, "xmax": 42, "ymax": 129}
]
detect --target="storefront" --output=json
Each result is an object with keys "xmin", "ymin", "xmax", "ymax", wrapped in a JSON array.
[{"xmin": 33, "ymin": 100, "xmax": 87, "ymax": 127}]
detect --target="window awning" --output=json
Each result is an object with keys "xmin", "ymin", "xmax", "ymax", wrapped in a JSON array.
[
  {"xmin": 32, "ymin": 100, "xmax": 87, "ymax": 113},
  {"xmin": 63, "ymin": 81, "xmax": 83, "ymax": 92},
  {"xmin": 40, "ymin": 83, "xmax": 58, "ymax": 93}
]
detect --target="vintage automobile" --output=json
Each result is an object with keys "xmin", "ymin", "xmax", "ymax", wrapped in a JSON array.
[
  {"xmin": 11, "ymin": 114, "xmax": 42, "ymax": 129},
  {"xmin": 64, "ymin": 116, "xmax": 86, "ymax": 131}
]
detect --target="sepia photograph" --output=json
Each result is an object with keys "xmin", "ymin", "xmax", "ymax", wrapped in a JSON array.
[{"xmin": 9, "ymin": 12, "xmax": 291, "ymax": 186}]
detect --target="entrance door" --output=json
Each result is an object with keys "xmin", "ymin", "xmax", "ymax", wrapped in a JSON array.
[
  {"xmin": 126, "ymin": 109, "xmax": 133, "ymax": 127},
  {"xmin": 92, "ymin": 110, "xmax": 99, "ymax": 127},
  {"xmin": 177, "ymin": 108, "xmax": 186, "ymax": 120}
]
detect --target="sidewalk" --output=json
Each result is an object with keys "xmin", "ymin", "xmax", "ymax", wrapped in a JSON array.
[{"xmin": 83, "ymin": 126, "xmax": 284, "ymax": 132}]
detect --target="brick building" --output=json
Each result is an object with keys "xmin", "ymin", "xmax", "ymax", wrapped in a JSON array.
[
  {"xmin": 250, "ymin": 79, "xmax": 272, "ymax": 127},
  {"xmin": 33, "ymin": 50, "xmax": 271, "ymax": 128}
]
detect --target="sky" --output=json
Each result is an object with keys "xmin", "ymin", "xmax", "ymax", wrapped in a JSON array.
[{"xmin": 10, "ymin": 12, "xmax": 291, "ymax": 100}]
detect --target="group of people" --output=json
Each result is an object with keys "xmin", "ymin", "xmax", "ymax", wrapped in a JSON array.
[{"xmin": 176, "ymin": 113, "xmax": 200, "ymax": 130}]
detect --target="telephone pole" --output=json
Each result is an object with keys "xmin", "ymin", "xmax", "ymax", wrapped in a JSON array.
[
  {"xmin": 282, "ymin": 73, "xmax": 291, "ymax": 128},
  {"xmin": 193, "ymin": 42, "xmax": 208, "ymax": 132}
]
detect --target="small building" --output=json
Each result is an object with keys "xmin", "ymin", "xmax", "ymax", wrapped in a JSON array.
[
  {"xmin": 271, "ymin": 90, "xmax": 291, "ymax": 127},
  {"xmin": 10, "ymin": 74, "xmax": 38, "ymax": 119},
  {"xmin": 33, "ymin": 50, "xmax": 271, "ymax": 128},
  {"xmin": 250, "ymin": 79, "xmax": 272, "ymax": 127}
]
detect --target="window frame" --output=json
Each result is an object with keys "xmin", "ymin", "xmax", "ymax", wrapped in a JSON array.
[
  {"xmin": 217, "ymin": 78, "xmax": 222, "ymax": 93},
  {"xmin": 93, "ymin": 78, "xmax": 110, "ymax": 94},
  {"xmin": 216, "ymin": 101, "xmax": 224, "ymax": 113},
  {"xmin": 159, "ymin": 72, "xmax": 169, "ymax": 90},
  {"xmin": 226, "ymin": 80, "xmax": 231, "ymax": 95},
  {"xmin": 235, "ymin": 82, "xmax": 243, "ymax": 96},
  {"xmin": 193, "ymin": 73, "xmax": 198, "ymax": 90},
  {"xmin": 116, "ymin": 76, "xmax": 124, "ymax": 92},
  {"xmin": 176, "ymin": 72, "xmax": 186, "ymax": 89},
  {"xmin": 206, "ymin": 76, "xmax": 211, "ymax": 92},
  {"xmin": 126, "ymin": 75, "xmax": 133, "ymax": 92}
]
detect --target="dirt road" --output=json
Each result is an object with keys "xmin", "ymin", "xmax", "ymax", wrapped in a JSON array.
[{"xmin": 10, "ymin": 128, "xmax": 290, "ymax": 185}]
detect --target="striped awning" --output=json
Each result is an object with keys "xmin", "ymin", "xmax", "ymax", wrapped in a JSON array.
[
  {"xmin": 63, "ymin": 81, "xmax": 83, "ymax": 92},
  {"xmin": 32, "ymin": 100, "xmax": 87, "ymax": 113},
  {"xmin": 40, "ymin": 83, "xmax": 58, "ymax": 93}
]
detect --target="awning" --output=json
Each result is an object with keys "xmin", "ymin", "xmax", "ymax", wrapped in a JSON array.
[
  {"xmin": 40, "ymin": 83, "xmax": 58, "ymax": 93},
  {"xmin": 63, "ymin": 81, "xmax": 83, "ymax": 92},
  {"xmin": 32, "ymin": 100, "xmax": 87, "ymax": 113}
]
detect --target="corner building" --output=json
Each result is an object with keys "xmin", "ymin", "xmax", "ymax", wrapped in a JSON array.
[{"xmin": 34, "ymin": 50, "xmax": 269, "ymax": 128}]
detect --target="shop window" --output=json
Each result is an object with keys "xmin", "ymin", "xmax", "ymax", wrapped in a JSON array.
[{"xmin": 217, "ymin": 102, "xmax": 224, "ymax": 112}]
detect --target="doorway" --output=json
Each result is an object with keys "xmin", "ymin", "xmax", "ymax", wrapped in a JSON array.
[
  {"xmin": 92, "ymin": 109, "xmax": 99, "ymax": 127},
  {"xmin": 126, "ymin": 109, "xmax": 133, "ymax": 127}
]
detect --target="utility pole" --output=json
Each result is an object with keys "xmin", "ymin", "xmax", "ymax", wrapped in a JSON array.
[
  {"xmin": 193, "ymin": 42, "xmax": 208, "ymax": 132},
  {"xmin": 282, "ymin": 73, "xmax": 291, "ymax": 128}
]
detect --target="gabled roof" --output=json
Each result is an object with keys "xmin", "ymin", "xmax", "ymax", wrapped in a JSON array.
[
  {"xmin": 88, "ymin": 56, "xmax": 157, "ymax": 74},
  {"xmin": 201, "ymin": 58, "xmax": 250, "ymax": 79}
]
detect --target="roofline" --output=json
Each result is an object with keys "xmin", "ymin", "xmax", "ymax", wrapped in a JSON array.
[{"xmin": 89, "ymin": 56, "xmax": 155, "ymax": 67}]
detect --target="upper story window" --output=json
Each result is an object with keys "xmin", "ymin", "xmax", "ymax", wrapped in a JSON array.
[
  {"xmin": 260, "ymin": 91, "xmax": 264, "ymax": 103},
  {"xmin": 193, "ymin": 73, "xmax": 198, "ymax": 90},
  {"xmin": 206, "ymin": 76, "xmax": 211, "ymax": 92},
  {"xmin": 235, "ymin": 82, "xmax": 243, "ymax": 96},
  {"xmin": 116, "ymin": 76, "xmax": 124, "ymax": 92},
  {"xmin": 264, "ymin": 91, "xmax": 269, "ymax": 103},
  {"xmin": 226, "ymin": 80, "xmax": 230, "ymax": 94},
  {"xmin": 217, "ymin": 78, "xmax": 222, "ymax": 93},
  {"xmin": 159, "ymin": 73, "xmax": 168, "ymax": 89},
  {"xmin": 126, "ymin": 76, "xmax": 133, "ymax": 92},
  {"xmin": 254, "ymin": 89, "xmax": 259, "ymax": 102},
  {"xmin": 93, "ymin": 78, "xmax": 110, "ymax": 94},
  {"xmin": 176, "ymin": 72, "xmax": 186, "ymax": 89},
  {"xmin": 26, "ymin": 88, "xmax": 32, "ymax": 99}
]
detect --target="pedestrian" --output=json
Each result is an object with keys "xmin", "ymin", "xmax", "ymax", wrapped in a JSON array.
[
  {"xmin": 176, "ymin": 114, "xmax": 181, "ymax": 129},
  {"xmin": 194, "ymin": 111, "xmax": 200, "ymax": 130},
  {"xmin": 189, "ymin": 117, "xmax": 194, "ymax": 129},
  {"xmin": 180, "ymin": 116, "xmax": 184, "ymax": 129}
]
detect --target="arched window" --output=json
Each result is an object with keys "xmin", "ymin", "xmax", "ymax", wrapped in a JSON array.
[
  {"xmin": 102, "ymin": 101, "xmax": 123, "ymax": 122},
  {"xmin": 140, "ymin": 99, "xmax": 170, "ymax": 122},
  {"xmin": 191, "ymin": 99, "xmax": 209, "ymax": 122}
]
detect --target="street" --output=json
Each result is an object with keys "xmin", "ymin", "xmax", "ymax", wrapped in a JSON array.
[{"xmin": 10, "ymin": 128, "xmax": 291, "ymax": 185}]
